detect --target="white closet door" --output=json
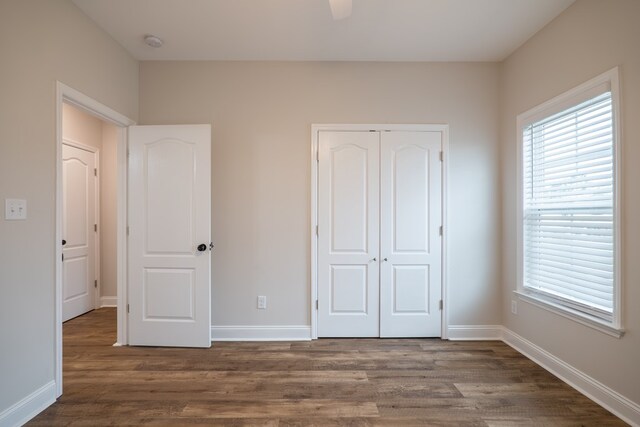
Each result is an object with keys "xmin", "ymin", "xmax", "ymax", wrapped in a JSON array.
[
  {"xmin": 62, "ymin": 144, "xmax": 97, "ymax": 322},
  {"xmin": 317, "ymin": 131, "xmax": 380, "ymax": 337},
  {"xmin": 380, "ymin": 131, "xmax": 442, "ymax": 337}
]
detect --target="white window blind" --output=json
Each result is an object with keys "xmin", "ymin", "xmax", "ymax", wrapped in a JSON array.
[{"xmin": 523, "ymin": 91, "xmax": 615, "ymax": 321}]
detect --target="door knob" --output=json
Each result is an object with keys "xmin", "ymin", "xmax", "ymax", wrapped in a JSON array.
[
  {"xmin": 62, "ymin": 239, "xmax": 67, "ymax": 246},
  {"xmin": 371, "ymin": 257, "xmax": 377, "ymax": 262},
  {"xmin": 383, "ymin": 258, "xmax": 388, "ymax": 262},
  {"xmin": 197, "ymin": 244, "xmax": 207, "ymax": 252}
]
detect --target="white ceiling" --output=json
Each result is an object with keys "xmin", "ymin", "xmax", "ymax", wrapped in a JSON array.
[{"xmin": 71, "ymin": 0, "xmax": 575, "ymax": 62}]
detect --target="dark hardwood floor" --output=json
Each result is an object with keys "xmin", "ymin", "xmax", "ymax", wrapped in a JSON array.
[{"xmin": 30, "ymin": 308, "xmax": 625, "ymax": 426}]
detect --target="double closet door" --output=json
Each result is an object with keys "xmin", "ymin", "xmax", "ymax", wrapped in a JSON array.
[{"xmin": 317, "ymin": 130, "xmax": 443, "ymax": 337}]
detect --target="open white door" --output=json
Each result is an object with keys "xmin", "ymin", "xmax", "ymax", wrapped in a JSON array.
[
  {"xmin": 317, "ymin": 131, "xmax": 380, "ymax": 337},
  {"xmin": 128, "ymin": 125, "xmax": 211, "ymax": 347},
  {"xmin": 379, "ymin": 131, "xmax": 442, "ymax": 337},
  {"xmin": 62, "ymin": 143, "xmax": 97, "ymax": 322}
]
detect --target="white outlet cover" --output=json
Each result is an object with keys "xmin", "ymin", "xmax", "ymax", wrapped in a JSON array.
[
  {"xmin": 257, "ymin": 296, "xmax": 267, "ymax": 309},
  {"xmin": 5, "ymin": 199, "xmax": 27, "ymax": 220}
]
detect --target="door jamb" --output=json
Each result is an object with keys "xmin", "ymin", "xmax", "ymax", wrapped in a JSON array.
[
  {"xmin": 55, "ymin": 82, "xmax": 135, "ymax": 397},
  {"xmin": 310, "ymin": 124, "xmax": 450, "ymax": 339},
  {"xmin": 61, "ymin": 139, "xmax": 101, "ymax": 311}
]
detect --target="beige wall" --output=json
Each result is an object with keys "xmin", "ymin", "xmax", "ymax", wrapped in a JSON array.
[
  {"xmin": 139, "ymin": 61, "xmax": 502, "ymax": 328},
  {"xmin": 100, "ymin": 123, "xmax": 119, "ymax": 299},
  {"xmin": 61, "ymin": 103, "xmax": 119, "ymax": 301},
  {"xmin": 500, "ymin": 0, "xmax": 640, "ymax": 405},
  {"xmin": 62, "ymin": 103, "xmax": 103, "ymax": 150},
  {"xmin": 0, "ymin": 0, "xmax": 137, "ymax": 413}
]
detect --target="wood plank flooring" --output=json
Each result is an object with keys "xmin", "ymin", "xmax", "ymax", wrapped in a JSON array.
[{"xmin": 29, "ymin": 308, "xmax": 626, "ymax": 426}]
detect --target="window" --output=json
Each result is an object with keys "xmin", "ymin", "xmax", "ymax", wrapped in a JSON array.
[{"xmin": 517, "ymin": 69, "xmax": 622, "ymax": 336}]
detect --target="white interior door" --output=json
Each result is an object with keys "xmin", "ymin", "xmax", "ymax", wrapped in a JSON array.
[
  {"xmin": 380, "ymin": 131, "xmax": 442, "ymax": 337},
  {"xmin": 128, "ymin": 125, "xmax": 211, "ymax": 347},
  {"xmin": 317, "ymin": 131, "xmax": 380, "ymax": 337},
  {"xmin": 62, "ymin": 144, "xmax": 97, "ymax": 322}
]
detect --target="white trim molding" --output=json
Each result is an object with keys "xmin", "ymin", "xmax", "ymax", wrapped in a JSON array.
[
  {"xmin": 0, "ymin": 381, "xmax": 56, "ymax": 427},
  {"xmin": 447, "ymin": 325, "xmax": 504, "ymax": 341},
  {"xmin": 515, "ymin": 290, "xmax": 624, "ymax": 338},
  {"xmin": 99, "ymin": 296, "xmax": 117, "ymax": 308},
  {"xmin": 502, "ymin": 329, "xmax": 640, "ymax": 426},
  {"xmin": 211, "ymin": 325, "xmax": 312, "ymax": 341}
]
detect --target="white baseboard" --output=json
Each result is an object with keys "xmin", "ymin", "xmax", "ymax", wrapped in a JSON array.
[
  {"xmin": 0, "ymin": 380, "xmax": 56, "ymax": 427},
  {"xmin": 211, "ymin": 325, "xmax": 311, "ymax": 341},
  {"xmin": 447, "ymin": 324, "xmax": 504, "ymax": 340},
  {"xmin": 503, "ymin": 328, "xmax": 640, "ymax": 426},
  {"xmin": 99, "ymin": 296, "xmax": 117, "ymax": 307}
]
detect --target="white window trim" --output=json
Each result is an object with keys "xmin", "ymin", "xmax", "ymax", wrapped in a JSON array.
[{"xmin": 515, "ymin": 67, "xmax": 624, "ymax": 338}]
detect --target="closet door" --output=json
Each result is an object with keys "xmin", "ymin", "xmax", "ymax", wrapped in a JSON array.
[
  {"xmin": 317, "ymin": 131, "xmax": 380, "ymax": 337},
  {"xmin": 380, "ymin": 131, "xmax": 442, "ymax": 337}
]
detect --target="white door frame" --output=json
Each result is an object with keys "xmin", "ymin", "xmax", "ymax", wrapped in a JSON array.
[
  {"xmin": 55, "ymin": 82, "xmax": 135, "ymax": 397},
  {"xmin": 310, "ymin": 124, "xmax": 450, "ymax": 339},
  {"xmin": 62, "ymin": 139, "xmax": 100, "ymax": 312}
]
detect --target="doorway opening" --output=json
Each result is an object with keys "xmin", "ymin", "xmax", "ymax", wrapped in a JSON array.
[
  {"xmin": 61, "ymin": 103, "xmax": 117, "ymax": 321},
  {"xmin": 55, "ymin": 82, "xmax": 135, "ymax": 397}
]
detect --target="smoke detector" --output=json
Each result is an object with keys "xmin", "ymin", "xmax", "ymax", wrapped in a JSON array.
[{"xmin": 144, "ymin": 34, "xmax": 163, "ymax": 48}]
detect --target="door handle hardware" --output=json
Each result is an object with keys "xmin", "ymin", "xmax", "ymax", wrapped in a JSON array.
[
  {"xmin": 371, "ymin": 257, "xmax": 377, "ymax": 262},
  {"xmin": 383, "ymin": 258, "xmax": 388, "ymax": 262},
  {"xmin": 209, "ymin": 242, "xmax": 214, "ymax": 251},
  {"xmin": 197, "ymin": 244, "xmax": 207, "ymax": 252},
  {"xmin": 62, "ymin": 239, "xmax": 67, "ymax": 246}
]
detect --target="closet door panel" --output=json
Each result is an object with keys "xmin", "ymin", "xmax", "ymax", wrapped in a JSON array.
[
  {"xmin": 317, "ymin": 131, "xmax": 380, "ymax": 337},
  {"xmin": 380, "ymin": 131, "xmax": 442, "ymax": 337}
]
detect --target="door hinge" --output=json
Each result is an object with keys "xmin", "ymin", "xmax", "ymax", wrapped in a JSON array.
[
  {"xmin": 439, "ymin": 225, "xmax": 443, "ymax": 236},
  {"xmin": 127, "ymin": 150, "xmax": 130, "ymax": 158},
  {"xmin": 94, "ymin": 168, "xmax": 97, "ymax": 177},
  {"xmin": 439, "ymin": 151, "xmax": 444, "ymax": 162},
  {"xmin": 316, "ymin": 299, "xmax": 319, "ymax": 310},
  {"xmin": 127, "ymin": 304, "xmax": 130, "ymax": 314},
  {"xmin": 439, "ymin": 300, "xmax": 443, "ymax": 311},
  {"xmin": 94, "ymin": 279, "xmax": 98, "ymax": 288},
  {"xmin": 315, "ymin": 225, "xmax": 318, "ymax": 236},
  {"xmin": 126, "ymin": 226, "xmax": 130, "ymax": 236},
  {"xmin": 94, "ymin": 224, "xmax": 97, "ymax": 232},
  {"xmin": 316, "ymin": 150, "xmax": 319, "ymax": 162}
]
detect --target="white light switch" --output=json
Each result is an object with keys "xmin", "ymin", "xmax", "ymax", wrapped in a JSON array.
[{"xmin": 5, "ymin": 199, "xmax": 27, "ymax": 220}]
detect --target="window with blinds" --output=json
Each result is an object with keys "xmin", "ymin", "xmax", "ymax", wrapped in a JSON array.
[{"xmin": 522, "ymin": 90, "xmax": 616, "ymax": 322}]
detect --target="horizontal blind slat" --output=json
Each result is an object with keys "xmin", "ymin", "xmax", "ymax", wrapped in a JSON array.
[
  {"xmin": 526, "ymin": 271, "xmax": 613, "ymax": 301},
  {"xmin": 526, "ymin": 248, "xmax": 613, "ymax": 268}
]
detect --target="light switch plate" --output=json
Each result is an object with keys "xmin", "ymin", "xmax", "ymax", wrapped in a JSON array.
[{"xmin": 5, "ymin": 199, "xmax": 27, "ymax": 220}]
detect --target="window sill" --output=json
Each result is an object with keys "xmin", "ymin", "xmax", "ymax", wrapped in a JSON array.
[{"xmin": 514, "ymin": 290, "xmax": 624, "ymax": 339}]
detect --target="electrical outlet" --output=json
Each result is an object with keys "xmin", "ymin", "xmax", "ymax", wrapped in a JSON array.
[
  {"xmin": 257, "ymin": 296, "xmax": 267, "ymax": 309},
  {"xmin": 511, "ymin": 300, "xmax": 518, "ymax": 315},
  {"xmin": 5, "ymin": 199, "xmax": 27, "ymax": 220}
]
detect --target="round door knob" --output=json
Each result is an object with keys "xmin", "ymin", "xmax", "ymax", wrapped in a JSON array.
[
  {"xmin": 197, "ymin": 244, "xmax": 207, "ymax": 252},
  {"xmin": 383, "ymin": 258, "xmax": 388, "ymax": 262},
  {"xmin": 62, "ymin": 239, "xmax": 67, "ymax": 246}
]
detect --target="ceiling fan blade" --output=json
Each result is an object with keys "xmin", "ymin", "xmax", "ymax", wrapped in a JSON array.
[{"xmin": 329, "ymin": 0, "xmax": 352, "ymax": 20}]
